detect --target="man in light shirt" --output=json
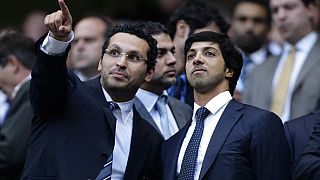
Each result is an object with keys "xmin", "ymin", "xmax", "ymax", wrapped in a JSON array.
[
  {"xmin": 162, "ymin": 31, "xmax": 291, "ymax": 180},
  {"xmin": 21, "ymin": 0, "xmax": 163, "ymax": 179},
  {"xmin": 244, "ymin": 0, "xmax": 320, "ymax": 122},
  {"xmin": 135, "ymin": 22, "xmax": 192, "ymax": 140},
  {"xmin": 0, "ymin": 29, "xmax": 35, "ymax": 180}
]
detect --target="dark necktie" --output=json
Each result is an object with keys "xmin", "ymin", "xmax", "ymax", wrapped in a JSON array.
[
  {"xmin": 178, "ymin": 107, "xmax": 210, "ymax": 180},
  {"xmin": 96, "ymin": 101, "xmax": 119, "ymax": 180}
]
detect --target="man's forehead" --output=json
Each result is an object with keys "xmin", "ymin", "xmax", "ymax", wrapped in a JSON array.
[
  {"xmin": 153, "ymin": 33, "xmax": 174, "ymax": 49},
  {"xmin": 109, "ymin": 32, "xmax": 149, "ymax": 52},
  {"xmin": 189, "ymin": 41, "xmax": 219, "ymax": 49}
]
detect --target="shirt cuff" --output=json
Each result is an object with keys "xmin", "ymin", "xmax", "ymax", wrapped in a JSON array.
[{"xmin": 40, "ymin": 31, "xmax": 74, "ymax": 55}]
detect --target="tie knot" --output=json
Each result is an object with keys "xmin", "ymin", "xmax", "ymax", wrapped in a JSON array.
[
  {"xmin": 108, "ymin": 101, "xmax": 120, "ymax": 111},
  {"xmin": 158, "ymin": 95, "xmax": 168, "ymax": 104},
  {"xmin": 195, "ymin": 107, "xmax": 210, "ymax": 122}
]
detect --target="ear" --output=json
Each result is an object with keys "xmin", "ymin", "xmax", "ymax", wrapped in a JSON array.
[
  {"xmin": 6, "ymin": 55, "xmax": 20, "ymax": 73},
  {"xmin": 144, "ymin": 67, "xmax": 155, "ymax": 82},
  {"xmin": 225, "ymin": 68, "xmax": 234, "ymax": 78},
  {"xmin": 175, "ymin": 20, "xmax": 190, "ymax": 38},
  {"xmin": 97, "ymin": 58, "xmax": 102, "ymax": 71}
]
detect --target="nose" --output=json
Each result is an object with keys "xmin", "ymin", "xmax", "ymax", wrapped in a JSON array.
[
  {"xmin": 193, "ymin": 53, "xmax": 204, "ymax": 65},
  {"xmin": 75, "ymin": 39, "xmax": 85, "ymax": 51},
  {"xmin": 244, "ymin": 19, "xmax": 255, "ymax": 31},
  {"xmin": 116, "ymin": 54, "xmax": 128, "ymax": 68},
  {"xmin": 275, "ymin": 7, "xmax": 286, "ymax": 21},
  {"xmin": 166, "ymin": 52, "xmax": 176, "ymax": 66}
]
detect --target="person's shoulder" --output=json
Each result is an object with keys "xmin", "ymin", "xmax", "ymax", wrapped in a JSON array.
[
  {"xmin": 237, "ymin": 101, "xmax": 282, "ymax": 124},
  {"xmin": 286, "ymin": 110, "xmax": 320, "ymax": 128},
  {"xmin": 168, "ymin": 96, "xmax": 192, "ymax": 110}
]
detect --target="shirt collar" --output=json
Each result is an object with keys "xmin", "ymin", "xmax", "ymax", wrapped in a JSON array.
[
  {"xmin": 193, "ymin": 91, "xmax": 232, "ymax": 118},
  {"xmin": 283, "ymin": 31, "xmax": 317, "ymax": 53},
  {"xmin": 102, "ymin": 87, "xmax": 134, "ymax": 124},
  {"xmin": 249, "ymin": 46, "xmax": 267, "ymax": 64},
  {"xmin": 136, "ymin": 88, "xmax": 168, "ymax": 112},
  {"xmin": 12, "ymin": 74, "xmax": 31, "ymax": 99}
]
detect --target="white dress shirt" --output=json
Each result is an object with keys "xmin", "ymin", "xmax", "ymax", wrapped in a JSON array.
[
  {"xmin": 102, "ymin": 89, "xmax": 133, "ymax": 180},
  {"xmin": 271, "ymin": 32, "xmax": 317, "ymax": 122},
  {"xmin": 136, "ymin": 89, "xmax": 179, "ymax": 139},
  {"xmin": 177, "ymin": 91, "xmax": 232, "ymax": 179},
  {"xmin": 41, "ymin": 32, "xmax": 133, "ymax": 180}
]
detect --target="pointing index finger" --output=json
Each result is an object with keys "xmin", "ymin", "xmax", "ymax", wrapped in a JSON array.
[{"xmin": 58, "ymin": 0, "xmax": 71, "ymax": 17}]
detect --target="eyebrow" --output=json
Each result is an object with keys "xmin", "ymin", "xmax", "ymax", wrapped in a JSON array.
[
  {"xmin": 188, "ymin": 46, "xmax": 218, "ymax": 52},
  {"xmin": 109, "ymin": 44, "xmax": 122, "ymax": 50}
]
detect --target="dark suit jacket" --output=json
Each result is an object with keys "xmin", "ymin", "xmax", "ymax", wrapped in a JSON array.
[
  {"xmin": 284, "ymin": 110, "xmax": 319, "ymax": 161},
  {"xmin": 162, "ymin": 100, "xmax": 292, "ymax": 180},
  {"xmin": 0, "ymin": 81, "xmax": 32, "ymax": 180},
  {"xmin": 293, "ymin": 111, "xmax": 320, "ymax": 180},
  {"xmin": 21, "ymin": 38, "xmax": 163, "ymax": 179},
  {"xmin": 244, "ymin": 35, "xmax": 320, "ymax": 119},
  {"xmin": 134, "ymin": 96, "xmax": 192, "ymax": 137}
]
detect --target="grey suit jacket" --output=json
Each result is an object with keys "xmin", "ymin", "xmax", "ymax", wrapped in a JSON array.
[
  {"xmin": 134, "ymin": 96, "xmax": 192, "ymax": 137},
  {"xmin": 244, "ymin": 35, "xmax": 320, "ymax": 120},
  {"xmin": 0, "ymin": 81, "xmax": 32, "ymax": 180}
]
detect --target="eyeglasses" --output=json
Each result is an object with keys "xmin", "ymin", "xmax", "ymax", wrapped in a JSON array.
[{"xmin": 104, "ymin": 49, "xmax": 147, "ymax": 63}]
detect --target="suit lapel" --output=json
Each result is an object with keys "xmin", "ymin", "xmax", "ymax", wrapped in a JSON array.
[
  {"xmin": 294, "ymin": 38, "xmax": 320, "ymax": 91},
  {"xmin": 134, "ymin": 98, "xmax": 162, "ymax": 134},
  {"xmin": 166, "ymin": 120, "xmax": 192, "ymax": 179},
  {"xmin": 199, "ymin": 99, "xmax": 243, "ymax": 179},
  {"xmin": 168, "ymin": 97, "xmax": 186, "ymax": 129},
  {"xmin": 305, "ymin": 110, "xmax": 320, "ymax": 135},
  {"xmin": 123, "ymin": 106, "xmax": 152, "ymax": 179},
  {"xmin": 86, "ymin": 77, "xmax": 116, "ymax": 135},
  {"xmin": 263, "ymin": 56, "xmax": 279, "ymax": 102},
  {"xmin": 2, "ymin": 81, "xmax": 30, "ymax": 126}
]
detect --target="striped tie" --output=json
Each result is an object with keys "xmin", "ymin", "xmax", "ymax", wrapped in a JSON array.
[
  {"xmin": 95, "ymin": 101, "xmax": 119, "ymax": 180},
  {"xmin": 96, "ymin": 154, "xmax": 113, "ymax": 180}
]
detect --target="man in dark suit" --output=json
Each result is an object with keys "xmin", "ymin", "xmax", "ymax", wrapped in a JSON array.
[
  {"xmin": 21, "ymin": 0, "xmax": 163, "ymax": 179},
  {"xmin": 162, "ymin": 31, "xmax": 291, "ymax": 180},
  {"xmin": 284, "ymin": 110, "xmax": 319, "ymax": 161},
  {"xmin": 293, "ymin": 111, "xmax": 320, "ymax": 179},
  {"xmin": 166, "ymin": 0, "xmax": 230, "ymax": 107},
  {"xmin": 0, "ymin": 30, "xmax": 35, "ymax": 180},
  {"xmin": 134, "ymin": 22, "xmax": 192, "ymax": 139}
]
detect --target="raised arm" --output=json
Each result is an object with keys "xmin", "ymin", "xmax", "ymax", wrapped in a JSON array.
[
  {"xmin": 30, "ymin": 0, "xmax": 75, "ymax": 116},
  {"xmin": 45, "ymin": 0, "xmax": 72, "ymax": 41}
]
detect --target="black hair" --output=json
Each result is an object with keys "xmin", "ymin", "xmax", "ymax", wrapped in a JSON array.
[
  {"xmin": 101, "ymin": 23, "xmax": 158, "ymax": 71},
  {"xmin": 302, "ymin": 0, "xmax": 316, "ymax": 6},
  {"xmin": 0, "ymin": 29, "xmax": 35, "ymax": 70},
  {"xmin": 167, "ymin": 0, "xmax": 230, "ymax": 38},
  {"xmin": 184, "ymin": 31, "xmax": 243, "ymax": 95},
  {"xmin": 140, "ymin": 21, "xmax": 169, "ymax": 36},
  {"xmin": 231, "ymin": 0, "xmax": 272, "ymax": 26}
]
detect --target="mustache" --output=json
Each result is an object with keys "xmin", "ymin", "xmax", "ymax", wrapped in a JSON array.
[
  {"xmin": 191, "ymin": 65, "xmax": 207, "ymax": 74},
  {"xmin": 109, "ymin": 67, "xmax": 129, "ymax": 78}
]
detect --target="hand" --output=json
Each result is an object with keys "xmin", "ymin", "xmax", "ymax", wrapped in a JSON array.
[{"xmin": 44, "ymin": 0, "xmax": 72, "ymax": 41}]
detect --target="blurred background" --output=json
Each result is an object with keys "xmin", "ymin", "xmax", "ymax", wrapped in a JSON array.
[{"xmin": 0, "ymin": 0, "xmax": 231, "ymax": 29}]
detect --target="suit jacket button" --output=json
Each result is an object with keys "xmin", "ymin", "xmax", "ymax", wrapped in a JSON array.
[{"xmin": 100, "ymin": 152, "xmax": 108, "ymax": 160}]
